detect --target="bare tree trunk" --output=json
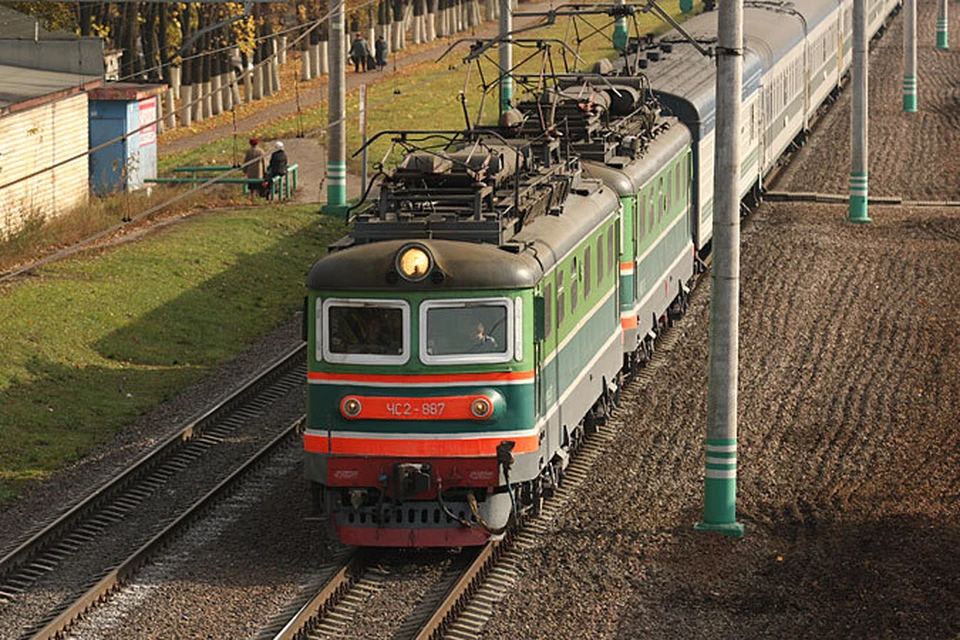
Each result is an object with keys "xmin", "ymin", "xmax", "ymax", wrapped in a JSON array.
[
  {"xmin": 79, "ymin": 3, "xmax": 94, "ymax": 36},
  {"xmin": 318, "ymin": 0, "xmax": 330, "ymax": 75},
  {"xmin": 121, "ymin": 2, "xmax": 139, "ymax": 79},
  {"xmin": 142, "ymin": 3, "xmax": 161, "ymax": 81}
]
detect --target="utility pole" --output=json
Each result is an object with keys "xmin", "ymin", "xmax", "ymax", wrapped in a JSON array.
[
  {"xmin": 695, "ymin": 0, "xmax": 744, "ymax": 538},
  {"xmin": 848, "ymin": 0, "xmax": 871, "ymax": 223},
  {"xmin": 904, "ymin": 0, "xmax": 918, "ymax": 112},
  {"xmin": 936, "ymin": 0, "xmax": 949, "ymax": 49},
  {"xmin": 322, "ymin": 0, "xmax": 350, "ymax": 216},
  {"xmin": 499, "ymin": 0, "xmax": 512, "ymax": 112}
]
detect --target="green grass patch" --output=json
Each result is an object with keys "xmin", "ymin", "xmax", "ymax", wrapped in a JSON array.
[{"xmin": 0, "ymin": 204, "xmax": 346, "ymax": 505}]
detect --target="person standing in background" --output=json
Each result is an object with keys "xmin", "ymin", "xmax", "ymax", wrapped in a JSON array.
[
  {"xmin": 375, "ymin": 35, "xmax": 388, "ymax": 71},
  {"xmin": 350, "ymin": 33, "xmax": 371, "ymax": 72}
]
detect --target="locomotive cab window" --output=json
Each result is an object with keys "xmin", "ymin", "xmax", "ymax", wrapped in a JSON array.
[
  {"xmin": 420, "ymin": 298, "xmax": 513, "ymax": 364},
  {"xmin": 322, "ymin": 299, "xmax": 410, "ymax": 365}
]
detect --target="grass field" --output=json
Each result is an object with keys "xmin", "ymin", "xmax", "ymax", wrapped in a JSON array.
[{"xmin": 0, "ymin": 205, "xmax": 346, "ymax": 504}]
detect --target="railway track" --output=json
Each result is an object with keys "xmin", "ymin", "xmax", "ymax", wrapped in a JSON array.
[
  {"xmin": 4, "ymin": 230, "xmax": 707, "ymax": 639},
  {"xmin": 0, "ymin": 344, "xmax": 307, "ymax": 639}
]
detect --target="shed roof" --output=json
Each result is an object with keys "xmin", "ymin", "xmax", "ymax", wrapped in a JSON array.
[{"xmin": 0, "ymin": 63, "xmax": 101, "ymax": 115}]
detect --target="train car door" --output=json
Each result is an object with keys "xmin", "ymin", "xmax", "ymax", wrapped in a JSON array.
[{"xmin": 535, "ymin": 276, "xmax": 560, "ymax": 445}]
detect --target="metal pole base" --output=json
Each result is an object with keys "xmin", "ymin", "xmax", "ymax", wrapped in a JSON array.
[
  {"xmin": 848, "ymin": 175, "xmax": 871, "ymax": 223},
  {"xmin": 847, "ymin": 201, "xmax": 872, "ymax": 224},
  {"xmin": 903, "ymin": 76, "xmax": 918, "ymax": 112},
  {"xmin": 694, "ymin": 521, "xmax": 745, "ymax": 538},
  {"xmin": 320, "ymin": 202, "xmax": 352, "ymax": 218}
]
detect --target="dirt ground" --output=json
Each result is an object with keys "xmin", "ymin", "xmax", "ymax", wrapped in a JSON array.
[{"xmin": 480, "ymin": 2, "xmax": 959, "ymax": 638}]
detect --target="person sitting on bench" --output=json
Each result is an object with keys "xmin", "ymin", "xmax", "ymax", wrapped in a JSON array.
[{"xmin": 263, "ymin": 141, "xmax": 288, "ymax": 198}]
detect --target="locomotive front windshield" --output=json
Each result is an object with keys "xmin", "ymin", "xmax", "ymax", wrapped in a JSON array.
[
  {"xmin": 422, "ymin": 300, "xmax": 511, "ymax": 362},
  {"xmin": 321, "ymin": 300, "xmax": 409, "ymax": 364}
]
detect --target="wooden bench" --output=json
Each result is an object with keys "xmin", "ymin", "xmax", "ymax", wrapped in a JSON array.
[{"xmin": 147, "ymin": 164, "xmax": 299, "ymax": 200}]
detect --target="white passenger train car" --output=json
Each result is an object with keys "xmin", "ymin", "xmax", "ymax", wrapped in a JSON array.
[{"xmin": 625, "ymin": 0, "xmax": 900, "ymax": 252}]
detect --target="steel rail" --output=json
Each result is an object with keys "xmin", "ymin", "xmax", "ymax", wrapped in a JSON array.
[
  {"xmin": 0, "ymin": 342, "xmax": 306, "ymax": 582},
  {"xmin": 29, "ymin": 418, "xmax": 303, "ymax": 640},
  {"xmin": 271, "ymin": 550, "xmax": 369, "ymax": 640},
  {"xmin": 413, "ymin": 540, "xmax": 503, "ymax": 640}
]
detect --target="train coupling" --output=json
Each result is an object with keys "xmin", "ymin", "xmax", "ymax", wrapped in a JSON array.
[{"xmin": 395, "ymin": 462, "xmax": 432, "ymax": 499}]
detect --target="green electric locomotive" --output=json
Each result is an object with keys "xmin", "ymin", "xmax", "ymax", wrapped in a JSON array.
[{"xmin": 305, "ymin": 76, "xmax": 694, "ymax": 547}]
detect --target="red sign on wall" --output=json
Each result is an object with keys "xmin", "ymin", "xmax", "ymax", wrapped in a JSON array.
[{"xmin": 139, "ymin": 97, "xmax": 157, "ymax": 147}]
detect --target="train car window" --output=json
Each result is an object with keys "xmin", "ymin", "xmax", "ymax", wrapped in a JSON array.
[
  {"xmin": 596, "ymin": 236, "xmax": 604, "ymax": 285},
  {"xmin": 544, "ymin": 283, "xmax": 553, "ymax": 339},
  {"xmin": 557, "ymin": 270, "xmax": 566, "ymax": 326},
  {"xmin": 420, "ymin": 298, "xmax": 512, "ymax": 364},
  {"xmin": 647, "ymin": 192, "xmax": 655, "ymax": 235},
  {"xmin": 675, "ymin": 161, "xmax": 681, "ymax": 203},
  {"xmin": 571, "ymin": 276, "xmax": 579, "ymax": 313},
  {"xmin": 323, "ymin": 299, "xmax": 409, "ymax": 365},
  {"xmin": 314, "ymin": 298, "xmax": 323, "ymax": 362},
  {"xmin": 658, "ymin": 177, "xmax": 665, "ymax": 224},
  {"xmin": 584, "ymin": 246, "xmax": 592, "ymax": 298},
  {"xmin": 638, "ymin": 195, "xmax": 645, "ymax": 242},
  {"xmin": 606, "ymin": 226, "xmax": 615, "ymax": 274}
]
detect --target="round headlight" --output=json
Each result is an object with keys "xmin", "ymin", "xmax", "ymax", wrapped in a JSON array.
[
  {"xmin": 471, "ymin": 397, "xmax": 492, "ymax": 419},
  {"xmin": 341, "ymin": 397, "xmax": 362, "ymax": 418},
  {"xmin": 396, "ymin": 245, "xmax": 431, "ymax": 282}
]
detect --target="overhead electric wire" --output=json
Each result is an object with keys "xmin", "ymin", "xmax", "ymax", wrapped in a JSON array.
[{"xmin": 1, "ymin": 0, "xmax": 560, "ymax": 282}]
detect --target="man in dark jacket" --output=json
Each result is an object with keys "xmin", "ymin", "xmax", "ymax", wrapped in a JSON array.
[{"xmin": 350, "ymin": 33, "xmax": 370, "ymax": 72}]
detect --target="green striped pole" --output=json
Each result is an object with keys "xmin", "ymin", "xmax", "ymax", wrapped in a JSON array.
[
  {"xmin": 848, "ymin": 0, "xmax": 871, "ymax": 224},
  {"xmin": 613, "ymin": 0, "xmax": 628, "ymax": 51},
  {"xmin": 696, "ymin": 0, "xmax": 744, "ymax": 539},
  {"xmin": 936, "ymin": 0, "xmax": 949, "ymax": 49},
  {"xmin": 326, "ymin": 160, "xmax": 348, "ymax": 213},
  {"xmin": 499, "ymin": 0, "xmax": 513, "ymax": 112},
  {"xmin": 321, "ymin": 1, "xmax": 350, "ymax": 217},
  {"xmin": 501, "ymin": 75, "xmax": 513, "ymax": 113},
  {"xmin": 697, "ymin": 439, "xmax": 742, "ymax": 532},
  {"xmin": 904, "ymin": 0, "xmax": 918, "ymax": 112},
  {"xmin": 849, "ymin": 173, "xmax": 871, "ymax": 223}
]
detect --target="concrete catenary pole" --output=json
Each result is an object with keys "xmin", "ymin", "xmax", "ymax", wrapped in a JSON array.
[
  {"xmin": 936, "ymin": 0, "xmax": 949, "ymax": 49},
  {"xmin": 904, "ymin": 0, "xmax": 918, "ymax": 111},
  {"xmin": 499, "ymin": 0, "xmax": 512, "ymax": 112},
  {"xmin": 695, "ymin": 0, "xmax": 744, "ymax": 538},
  {"xmin": 323, "ymin": 0, "xmax": 350, "ymax": 215},
  {"xmin": 848, "ymin": 0, "xmax": 871, "ymax": 223}
]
